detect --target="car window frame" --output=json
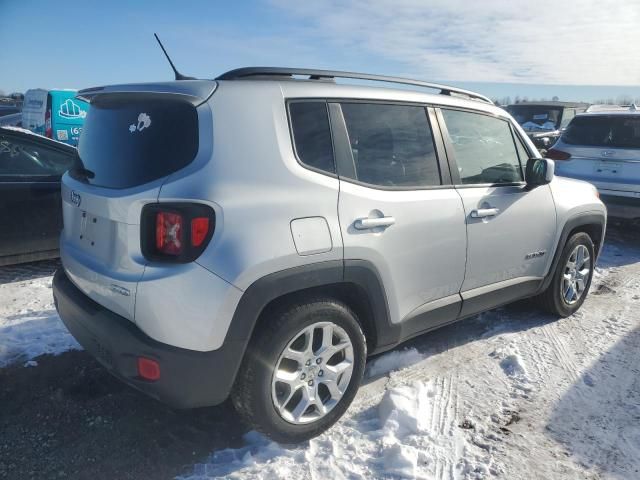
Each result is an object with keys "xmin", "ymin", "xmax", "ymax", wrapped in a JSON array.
[
  {"xmin": 0, "ymin": 129, "xmax": 76, "ymax": 183},
  {"xmin": 286, "ymin": 99, "xmax": 338, "ymax": 179},
  {"xmin": 326, "ymin": 98, "xmax": 452, "ymax": 191},
  {"xmin": 435, "ymin": 106, "xmax": 527, "ymax": 189}
]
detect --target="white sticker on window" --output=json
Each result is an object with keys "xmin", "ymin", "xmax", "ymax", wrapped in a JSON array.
[{"xmin": 129, "ymin": 113, "xmax": 151, "ymax": 133}]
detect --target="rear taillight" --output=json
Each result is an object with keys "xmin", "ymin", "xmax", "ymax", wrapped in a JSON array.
[
  {"xmin": 141, "ymin": 203, "xmax": 215, "ymax": 263},
  {"xmin": 545, "ymin": 148, "xmax": 571, "ymax": 161},
  {"xmin": 155, "ymin": 212, "xmax": 183, "ymax": 255},
  {"xmin": 45, "ymin": 109, "xmax": 52, "ymax": 138},
  {"xmin": 190, "ymin": 217, "xmax": 210, "ymax": 247}
]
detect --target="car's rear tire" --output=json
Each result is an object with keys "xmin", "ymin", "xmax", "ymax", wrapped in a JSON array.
[
  {"xmin": 538, "ymin": 232, "xmax": 595, "ymax": 317},
  {"xmin": 231, "ymin": 298, "xmax": 366, "ymax": 444}
]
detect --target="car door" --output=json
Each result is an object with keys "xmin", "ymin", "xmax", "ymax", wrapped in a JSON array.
[
  {"xmin": 331, "ymin": 101, "xmax": 467, "ymax": 333},
  {"xmin": 0, "ymin": 128, "xmax": 76, "ymax": 264},
  {"xmin": 436, "ymin": 108, "xmax": 557, "ymax": 317}
]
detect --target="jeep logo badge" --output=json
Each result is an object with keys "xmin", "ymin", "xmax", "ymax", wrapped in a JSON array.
[{"xmin": 71, "ymin": 190, "xmax": 81, "ymax": 207}]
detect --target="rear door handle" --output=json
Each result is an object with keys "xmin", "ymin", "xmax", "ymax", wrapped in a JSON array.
[
  {"xmin": 470, "ymin": 208, "xmax": 500, "ymax": 218},
  {"xmin": 354, "ymin": 216, "xmax": 396, "ymax": 230}
]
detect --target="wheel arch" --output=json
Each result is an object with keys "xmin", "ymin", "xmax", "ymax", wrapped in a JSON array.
[
  {"xmin": 539, "ymin": 212, "xmax": 606, "ymax": 294},
  {"xmin": 226, "ymin": 260, "xmax": 397, "ymax": 366}
]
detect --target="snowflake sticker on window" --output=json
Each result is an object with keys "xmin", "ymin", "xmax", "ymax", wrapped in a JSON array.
[{"xmin": 129, "ymin": 113, "xmax": 151, "ymax": 133}]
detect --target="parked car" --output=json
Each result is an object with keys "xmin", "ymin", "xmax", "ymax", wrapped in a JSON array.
[
  {"xmin": 546, "ymin": 107, "xmax": 640, "ymax": 220},
  {"xmin": 22, "ymin": 89, "xmax": 89, "ymax": 146},
  {"xmin": 506, "ymin": 101, "xmax": 589, "ymax": 150},
  {"xmin": 0, "ymin": 127, "xmax": 77, "ymax": 266},
  {"xmin": 53, "ymin": 68, "xmax": 606, "ymax": 443},
  {"xmin": 0, "ymin": 113, "xmax": 22, "ymax": 127},
  {"xmin": 0, "ymin": 105, "xmax": 21, "ymax": 117}
]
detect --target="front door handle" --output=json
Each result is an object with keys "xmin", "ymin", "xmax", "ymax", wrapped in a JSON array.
[
  {"xmin": 354, "ymin": 216, "xmax": 396, "ymax": 230},
  {"xmin": 470, "ymin": 208, "xmax": 500, "ymax": 218}
]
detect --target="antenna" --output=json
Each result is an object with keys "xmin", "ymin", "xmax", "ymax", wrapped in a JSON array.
[{"xmin": 153, "ymin": 33, "xmax": 195, "ymax": 81}]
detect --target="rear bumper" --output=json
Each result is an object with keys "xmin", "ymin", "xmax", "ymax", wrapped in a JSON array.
[
  {"xmin": 53, "ymin": 268, "xmax": 245, "ymax": 408},
  {"xmin": 600, "ymin": 193, "xmax": 640, "ymax": 220}
]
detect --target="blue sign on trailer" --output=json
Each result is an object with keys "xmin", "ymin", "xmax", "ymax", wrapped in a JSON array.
[{"xmin": 22, "ymin": 89, "xmax": 89, "ymax": 146}]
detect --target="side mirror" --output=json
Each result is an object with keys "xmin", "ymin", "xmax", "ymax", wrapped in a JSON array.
[{"xmin": 526, "ymin": 158, "xmax": 554, "ymax": 186}]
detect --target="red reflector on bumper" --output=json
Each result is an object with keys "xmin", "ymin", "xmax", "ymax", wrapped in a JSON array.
[{"xmin": 137, "ymin": 357, "xmax": 161, "ymax": 381}]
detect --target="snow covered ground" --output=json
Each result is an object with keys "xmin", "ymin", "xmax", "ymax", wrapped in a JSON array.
[
  {"xmin": 0, "ymin": 273, "xmax": 79, "ymax": 368},
  {"xmin": 1, "ymin": 228, "xmax": 638, "ymax": 479}
]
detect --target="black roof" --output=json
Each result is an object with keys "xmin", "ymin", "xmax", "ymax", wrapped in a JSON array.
[{"xmin": 216, "ymin": 67, "xmax": 493, "ymax": 104}]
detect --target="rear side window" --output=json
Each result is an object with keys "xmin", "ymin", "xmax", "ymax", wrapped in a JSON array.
[
  {"xmin": 441, "ymin": 109, "xmax": 523, "ymax": 185},
  {"xmin": 562, "ymin": 115, "xmax": 640, "ymax": 148},
  {"xmin": 289, "ymin": 102, "xmax": 335, "ymax": 174},
  {"xmin": 560, "ymin": 108, "xmax": 576, "ymax": 128},
  {"xmin": 0, "ymin": 131, "xmax": 75, "ymax": 178},
  {"xmin": 340, "ymin": 103, "xmax": 441, "ymax": 188},
  {"xmin": 75, "ymin": 93, "xmax": 198, "ymax": 189}
]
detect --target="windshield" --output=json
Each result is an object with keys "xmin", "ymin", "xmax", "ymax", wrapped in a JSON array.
[
  {"xmin": 506, "ymin": 106, "xmax": 562, "ymax": 131},
  {"xmin": 562, "ymin": 115, "xmax": 640, "ymax": 148}
]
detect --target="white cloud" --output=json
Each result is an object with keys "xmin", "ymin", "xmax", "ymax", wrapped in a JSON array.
[{"xmin": 270, "ymin": 0, "xmax": 640, "ymax": 85}]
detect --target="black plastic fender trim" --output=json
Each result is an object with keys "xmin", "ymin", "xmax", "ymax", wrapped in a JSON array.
[{"xmin": 537, "ymin": 212, "xmax": 606, "ymax": 294}]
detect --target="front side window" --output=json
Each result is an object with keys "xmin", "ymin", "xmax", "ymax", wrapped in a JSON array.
[
  {"xmin": 340, "ymin": 103, "xmax": 441, "ymax": 188},
  {"xmin": 441, "ymin": 109, "xmax": 524, "ymax": 185},
  {"xmin": 0, "ymin": 131, "xmax": 75, "ymax": 178},
  {"xmin": 289, "ymin": 101, "xmax": 335, "ymax": 174}
]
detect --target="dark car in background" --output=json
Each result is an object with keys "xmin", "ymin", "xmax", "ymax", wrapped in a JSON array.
[
  {"xmin": 0, "ymin": 127, "xmax": 76, "ymax": 266},
  {"xmin": 506, "ymin": 102, "xmax": 589, "ymax": 150}
]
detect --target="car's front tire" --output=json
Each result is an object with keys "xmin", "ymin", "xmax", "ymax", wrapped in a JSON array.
[
  {"xmin": 538, "ymin": 232, "xmax": 595, "ymax": 317},
  {"xmin": 231, "ymin": 298, "xmax": 366, "ymax": 444}
]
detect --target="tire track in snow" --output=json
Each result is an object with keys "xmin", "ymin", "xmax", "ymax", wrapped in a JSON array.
[{"xmin": 541, "ymin": 323, "xmax": 581, "ymax": 383}]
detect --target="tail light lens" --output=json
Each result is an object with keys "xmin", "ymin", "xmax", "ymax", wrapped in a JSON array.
[
  {"xmin": 545, "ymin": 148, "xmax": 572, "ymax": 161},
  {"xmin": 155, "ymin": 212, "xmax": 183, "ymax": 255},
  {"xmin": 45, "ymin": 109, "xmax": 52, "ymax": 138},
  {"xmin": 190, "ymin": 217, "xmax": 210, "ymax": 247},
  {"xmin": 141, "ymin": 203, "xmax": 215, "ymax": 263}
]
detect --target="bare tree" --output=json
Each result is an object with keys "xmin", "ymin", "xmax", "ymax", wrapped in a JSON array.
[
  {"xmin": 552, "ymin": 96, "xmax": 559, "ymax": 101},
  {"xmin": 617, "ymin": 94, "xmax": 633, "ymax": 105}
]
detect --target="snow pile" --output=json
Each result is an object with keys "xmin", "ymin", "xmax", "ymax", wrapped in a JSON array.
[
  {"xmin": 367, "ymin": 347, "xmax": 424, "ymax": 378},
  {"xmin": 0, "ymin": 276, "xmax": 80, "ymax": 367},
  {"xmin": 183, "ymin": 377, "xmax": 494, "ymax": 479}
]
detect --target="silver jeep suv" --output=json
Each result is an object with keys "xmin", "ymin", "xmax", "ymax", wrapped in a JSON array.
[{"xmin": 53, "ymin": 68, "xmax": 606, "ymax": 443}]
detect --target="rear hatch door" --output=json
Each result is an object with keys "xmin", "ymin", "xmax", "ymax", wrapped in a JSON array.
[
  {"xmin": 555, "ymin": 114, "xmax": 640, "ymax": 192},
  {"xmin": 60, "ymin": 81, "xmax": 215, "ymax": 321}
]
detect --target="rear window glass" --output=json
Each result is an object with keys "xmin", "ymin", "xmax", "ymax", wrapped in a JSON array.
[
  {"xmin": 75, "ymin": 94, "xmax": 198, "ymax": 189},
  {"xmin": 562, "ymin": 115, "xmax": 640, "ymax": 148},
  {"xmin": 506, "ymin": 105, "xmax": 562, "ymax": 131},
  {"xmin": 289, "ymin": 101, "xmax": 335, "ymax": 174},
  {"xmin": 340, "ymin": 103, "xmax": 441, "ymax": 188}
]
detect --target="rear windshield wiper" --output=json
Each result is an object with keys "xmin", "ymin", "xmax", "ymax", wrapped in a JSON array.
[{"xmin": 71, "ymin": 166, "xmax": 95, "ymax": 181}]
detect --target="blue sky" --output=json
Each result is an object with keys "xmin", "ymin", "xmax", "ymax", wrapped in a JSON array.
[{"xmin": 2, "ymin": 0, "xmax": 639, "ymax": 102}]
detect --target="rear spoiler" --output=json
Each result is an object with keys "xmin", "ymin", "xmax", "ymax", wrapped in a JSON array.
[{"xmin": 77, "ymin": 80, "xmax": 217, "ymax": 106}]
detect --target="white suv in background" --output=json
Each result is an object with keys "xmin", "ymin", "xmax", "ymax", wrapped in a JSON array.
[{"xmin": 547, "ymin": 106, "xmax": 640, "ymax": 220}]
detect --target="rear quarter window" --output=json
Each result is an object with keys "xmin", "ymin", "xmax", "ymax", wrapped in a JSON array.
[
  {"xmin": 288, "ymin": 101, "xmax": 335, "ymax": 174},
  {"xmin": 75, "ymin": 93, "xmax": 198, "ymax": 189}
]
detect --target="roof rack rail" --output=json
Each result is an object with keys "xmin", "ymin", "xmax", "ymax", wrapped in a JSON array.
[{"xmin": 216, "ymin": 67, "xmax": 493, "ymax": 104}]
